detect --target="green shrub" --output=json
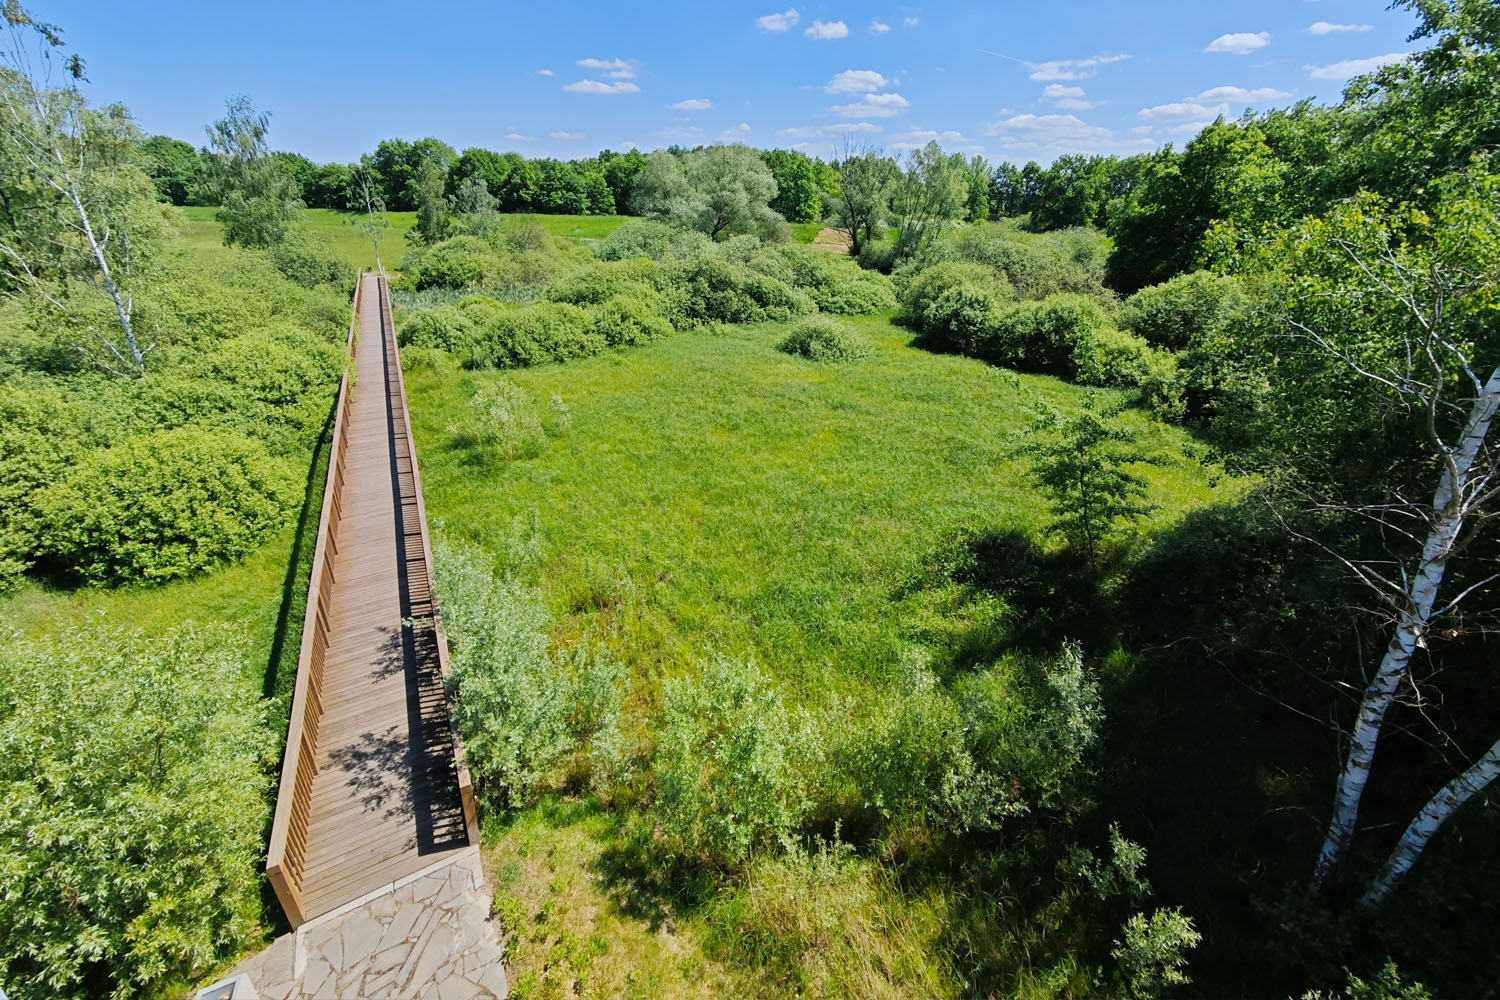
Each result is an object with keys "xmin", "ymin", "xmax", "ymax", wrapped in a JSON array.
[
  {"xmin": 0, "ymin": 381, "xmax": 85, "ymax": 589},
  {"xmin": 924, "ymin": 283, "xmax": 1006, "ymax": 355},
  {"xmin": 897, "ymin": 260, "xmax": 1011, "ymax": 331},
  {"xmin": 450, "ymin": 380, "xmax": 550, "ymax": 461},
  {"xmin": 464, "ymin": 302, "xmax": 605, "ymax": 369},
  {"xmin": 434, "ymin": 537, "xmax": 625, "ymax": 809},
  {"xmin": 0, "ymin": 624, "xmax": 271, "ymax": 1000},
  {"xmin": 1119, "ymin": 271, "xmax": 1247, "ymax": 351},
  {"xmin": 595, "ymin": 218, "xmax": 714, "ymax": 261},
  {"xmin": 546, "ymin": 259, "xmax": 659, "ymax": 306},
  {"xmin": 193, "ymin": 325, "xmax": 344, "ymax": 448},
  {"xmin": 35, "ymin": 428, "xmax": 300, "ymax": 585},
  {"xmin": 1073, "ymin": 326, "xmax": 1159, "ymax": 388},
  {"xmin": 661, "ymin": 254, "xmax": 813, "ymax": 328},
  {"xmin": 655, "ymin": 658, "xmax": 814, "ymax": 869},
  {"xmin": 401, "ymin": 235, "xmax": 509, "ymax": 290},
  {"xmin": 778, "ymin": 315, "xmax": 871, "ymax": 362},
  {"xmin": 750, "ymin": 245, "xmax": 896, "ymax": 315},
  {"xmin": 399, "ymin": 345, "xmax": 450, "ymax": 374},
  {"xmin": 399, "ymin": 304, "xmax": 476, "ymax": 352},
  {"xmin": 593, "ymin": 293, "xmax": 673, "ymax": 346},
  {"xmin": 940, "ymin": 223, "xmax": 1111, "ymax": 301},
  {"xmin": 267, "ymin": 227, "xmax": 350, "ymax": 288},
  {"xmin": 988, "ymin": 292, "xmax": 1115, "ymax": 377},
  {"xmin": 857, "ymin": 238, "xmax": 897, "ymax": 274}
]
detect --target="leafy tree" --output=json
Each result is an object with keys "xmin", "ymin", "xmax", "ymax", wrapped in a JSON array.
[
  {"xmin": 368, "ymin": 136, "xmax": 454, "ymax": 211},
  {"xmin": 1025, "ymin": 397, "xmax": 1153, "ymax": 569},
  {"xmin": 139, "ymin": 134, "xmax": 200, "ymax": 205},
  {"xmin": 411, "ymin": 157, "xmax": 447, "ymax": 243},
  {"xmin": 302, "ymin": 160, "xmax": 351, "ymax": 209},
  {"xmin": 831, "ymin": 145, "xmax": 897, "ymax": 256},
  {"xmin": 0, "ymin": 5, "xmax": 173, "ymax": 375},
  {"xmin": 598, "ymin": 147, "xmax": 647, "ymax": 214},
  {"xmin": 890, "ymin": 141, "xmax": 968, "ymax": 257},
  {"xmin": 201, "ymin": 95, "xmax": 302, "ymax": 249},
  {"xmin": 630, "ymin": 145, "xmax": 785, "ymax": 240},
  {"xmin": 1029, "ymin": 154, "xmax": 1114, "ymax": 231},
  {"xmin": 762, "ymin": 148, "xmax": 822, "ymax": 223}
]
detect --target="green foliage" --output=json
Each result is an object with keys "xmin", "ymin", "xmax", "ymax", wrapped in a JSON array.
[
  {"xmin": 192, "ymin": 324, "xmax": 344, "ymax": 450},
  {"xmin": 202, "ymin": 96, "xmax": 303, "ymax": 249},
  {"xmin": 897, "ymin": 259, "xmax": 1012, "ymax": 336},
  {"xmin": 0, "ymin": 624, "xmax": 271, "ymax": 1000},
  {"xmin": 831, "ymin": 149, "xmax": 898, "ymax": 257},
  {"xmin": 1073, "ymin": 326, "xmax": 1159, "ymax": 389},
  {"xmin": 630, "ymin": 146, "xmax": 788, "ymax": 242},
  {"xmin": 1110, "ymin": 908, "xmax": 1201, "ymax": 999},
  {"xmin": 434, "ymin": 536, "xmax": 624, "ymax": 809},
  {"xmin": 762, "ymin": 148, "xmax": 825, "ymax": 223},
  {"xmin": 1119, "ymin": 270, "xmax": 1247, "ymax": 351},
  {"xmin": 463, "ymin": 301, "xmax": 604, "ymax": 369},
  {"xmin": 655, "ymin": 658, "xmax": 814, "ymax": 869},
  {"xmin": 777, "ymin": 315, "xmax": 871, "ymax": 362},
  {"xmin": 988, "ymin": 292, "xmax": 1116, "ymax": 378},
  {"xmin": 592, "ymin": 293, "xmax": 672, "ymax": 346},
  {"xmin": 660, "ymin": 253, "xmax": 813, "ymax": 328},
  {"xmin": 412, "ymin": 158, "xmax": 450, "ymax": 243},
  {"xmin": 401, "ymin": 234, "xmax": 508, "ymax": 290},
  {"xmin": 856, "ymin": 238, "xmax": 897, "ymax": 274},
  {"xmin": 748, "ymin": 244, "xmax": 895, "ymax": 315},
  {"xmin": 399, "ymin": 303, "xmax": 475, "ymax": 351},
  {"xmin": 0, "ymin": 380, "xmax": 84, "ymax": 588},
  {"xmin": 594, "ymin": 216, "xmax": 715, "ymax": 261},
  {"xmin": 35, "ymin": 428, "xmax": 300, "ymax": 585},
  {"xmin": 933, "ymin": 222, "xmax": 1112, "ymax": 301},
  {"xmin": 1301, "ymin": 964, "xmax": 1432, "ymax": 1000},
  {"xmin": 140, "ymin": 134, "xmax": 203, "ymax": 206},
  {"xmin": 545, "ymin": 258, "xmax": 658, "ymax": 306},
  {"xmin": 1025, "ymin": 398, "xmax": 1153, "ymax": 568},
  {"xmin": 450, "ymin": 379, "xmax": 551, "ymax": 461},
  {"xmin": 266, "ymin": 225, "xmax": 349, "ymax": 288}
]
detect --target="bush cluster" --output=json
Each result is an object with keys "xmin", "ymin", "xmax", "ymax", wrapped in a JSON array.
[
  {"xmin": 778, "ymin": 315, "xmax": 872, "ymax": 362},
  {"xmin": 266, "ymin": 227, "xmax": 350, "ymax": 289},
  {"xmin": 0, "ymin": 625, "xmax": 271, "ymax": 1000}
]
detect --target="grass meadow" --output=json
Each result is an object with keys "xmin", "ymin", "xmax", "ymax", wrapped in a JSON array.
[{"xmin": 404, "ymin": 312, "xmax": 1243, "ymax": 995}]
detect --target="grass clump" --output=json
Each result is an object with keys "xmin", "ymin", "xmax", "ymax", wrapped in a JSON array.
[{"xmin": 777, "ymin": 315, "xmax": 871, "ymax": 362}]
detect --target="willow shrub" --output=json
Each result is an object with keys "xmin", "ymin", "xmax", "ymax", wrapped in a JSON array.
[
  {"xmin": 35, "ymin": 428, "xmax": 300, "ymax": 585},
  {"xmin": 778, "ymin": 315, "xmax": 871, "ymax": 362},
  {"xmin": 0, "ymin": 625, "xmax": 272, "ymax": 1000}
]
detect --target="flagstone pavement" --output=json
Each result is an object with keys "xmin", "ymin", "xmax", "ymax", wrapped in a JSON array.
[{"xmin": 225, "ymin": 847, "xmax": 507, "ymax": 999}]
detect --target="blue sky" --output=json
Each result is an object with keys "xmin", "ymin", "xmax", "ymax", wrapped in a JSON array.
[{"xmin": 50, "ymin": 1, "xmax": 1419, "ymax": 164}]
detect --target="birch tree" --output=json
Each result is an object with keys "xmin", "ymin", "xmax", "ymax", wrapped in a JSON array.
[
  {"xmin": 1241, "ymin": 165, "xmax": 1500, "ymax": 896},
  {"xmin": 0, "ymin": 3, "xmax": 171, "ymax": 376},
  {"xmin": 201, "ymin": 95, "xmax": 301, "ymax": 249}
]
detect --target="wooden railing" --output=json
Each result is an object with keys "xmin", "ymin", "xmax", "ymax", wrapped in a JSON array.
[
  {"xmin": 378, "ymin": 270, "xmax": 482, "ymax": 846},
  {"xmin": 265, "ymin": 271, "xmax": 363, "ymax": 928}
]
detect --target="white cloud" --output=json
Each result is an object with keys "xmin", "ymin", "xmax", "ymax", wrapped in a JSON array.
[
  {"xmin": 757, "ymin": 8, "xmax": 799, "ymax": 31},
  {"xmin": 805, "ymin": 19, "xmax": 849, "ymax": 39},
  {"xmin": 826, "ymin": 69, "xmax": 888, "ymax": 94},
  {"xmin": 893, "ymin": 127, "xmax": 968, "ymax": 143},
  {"xmin": 1130, "ymin": 125, "xmax": 1154, "ymax": 136},
  {"xmin": 550, "ymin": 131, "xmax": 585, "ymax": 139},
  {"xmin": 720, "ymin": 123, "xmax": 751, "ymax": 140},
  {"xmin": 1043, "ymin": 84, "xmax": 1085, "ymax": 98},
  {"xmin": 1164, "ymin": 120, "xmax": 1215, "ymax": 135},
  {"xmin": 1195, "ymin": 85, "xmax": 1292, "ymax": 102},
  {"xmin": 981, "ymin": 113, "xmax": 1119, "ymax": 151},
  {"xmin": 828, "ymin": 92, "xmax": 910, "ymax": 118},
  {"xmin": 1206, "ymin": 32, "xmax": 1271, "ymax": 55},
  {"xmin": 505, "ymin": 132, "xmax": 536, "ymax": 141},
  {"xmin": 1054, "ymin": 97, "xmax": 1095, "ymax": 110},
  {"xmin": 869, "ymin": 20, "xmax": 891, "ymax": 33},
  {"xmin": 1308, "ymin": 21, "xmax": 1372, "ymax": 35},
  {"xmin": 671, "ymin": 98, "xmax": 712, "ymax": 110},
  {"xmin": 657, "ymin": 125, "xmax": 704, "ymax": 139},
  {"xmin": 1139, "ymin": 101, "xmax": 1228, "ymax": 119},
  {"xmin": 535, "ymin": 69, "xmax": 554, "ymax": 76},
  {"xmin": 562, "ymin": 79, "xmax": 641, "ymax": 94},
  {"xmin": 576, "ymin": 57, "xmax": 636, "ymax": 79},
  {"xmin": 1026, "ymin": 53, "xmax": 1130, "ymax": 81},
  {"xmin": 1306, "ymin": 52, "xmax": 1407, "ymax": 78},
  {"xmin": 778, "ymin": 122, "xmax": 883, "ymax": 139},
  {"xmin": 903, "ymin": 17, "xmax": 918, "ymax": 27}
]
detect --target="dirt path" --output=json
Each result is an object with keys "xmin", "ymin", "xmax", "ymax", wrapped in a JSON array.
[{"xmin": 808, "ymin": 226, "xmax": 851, "ymax": 254}]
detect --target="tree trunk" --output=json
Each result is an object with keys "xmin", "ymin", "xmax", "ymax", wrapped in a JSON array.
[
  {"xmin": 61, "ymin": 160, "xmax": 144, "ymax": 373},
  {"xmin": 1313, "ymin": 368, "xmax": 1500, "ymax": 887},
  {"xmin": 1359, "ymin": 735, "xmax": 1500, "ymax": 910}
]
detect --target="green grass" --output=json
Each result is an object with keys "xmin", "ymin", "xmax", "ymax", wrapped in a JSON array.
[
  {"xmin": 791, "ymin": 221, "xmax": 825, "ymax": 244},
  {"xmin": 409, "ymin": 315, "xmax": 1232, "ymax": 700},
  {"xmin": 178, "ymin": 206, "xmax": 416, "ymax": 272},
  {"xmin": 516, "ymin": 213, "xmax": 629, "ymax": 242}
]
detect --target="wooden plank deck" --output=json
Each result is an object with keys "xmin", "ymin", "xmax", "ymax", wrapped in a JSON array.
[{"xmin": 294, "ymin": 275, "xmax": 469, "ymax": 921}]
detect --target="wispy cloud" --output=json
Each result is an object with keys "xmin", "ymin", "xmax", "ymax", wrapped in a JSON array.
[
  {"xmin": 1020, "ymin": 53, "xmax": 1130, "ymax": 81},
  {"xmin": 671, "ymin": 98, "xmax": 712, "ymax": 110},
  {"xmin": 869, "ymin": 20, "xmax": 891, "ymax": 33},
  {"xmin": 826, "ymin": 69, "xmax": 889, "ymax": 94},
  {"xmin": 549, "ymin": 131, "xmax": 585, "ymax": 139},
  {"xmin": 1139, "ymin": 101, "xmax": 1228, "ymax": 120},
  {"xmin": 576, "ymin": 57, "xmax": 636, "ymax": 79},
  {"xmin": 982, "ymin": 113, "xmax": 1121, "ymax": 154},
  {"xmin": 721, "ymin": 123, "xmax": 751, "ymax": 140},
  {"xmin": 757, "ymin": 8, "xmax": 799, "ymax": 32},
  {"xmin": 1306, "ymin": 52, "xmax": 1407, "ymax": 78},
  {"xmin": 1195, "ymin": 85, "xmax": 1292, "ymax": 102},
  {"xmin": 505, "ymin": 132, "xmax": 536, "ymax": 141},
  {"xmin": 778, "ymin": 122, "xmax": 883, "ymax": 139},
  {"xmin": 1206, "ymin": 32, "xmax": 1271, "ymax": 55},
  {"xmin": 829, "ymin": 92, "xmax": 910, "ymax": 117},
  {"xmin": 535, "ymin": 69, "xmax": 554, "ymax": 77},
  {"xmin": 1308, "ymin": 21, "xmax": 1372, "ymax": 35},
  {"xmin": 657, "ymin": 125, "xmax": 704, "ymax": 139},
  {"xmin": 903, "ymin": 17, "xmax": 918, "ymax": 27},
  {"xmin": 562, "ymin": 79, "xmax": 641, "ymax": 94},
  {"xmin": 805, "ymin": 19, "xmax": 849, "ymax": 39}
]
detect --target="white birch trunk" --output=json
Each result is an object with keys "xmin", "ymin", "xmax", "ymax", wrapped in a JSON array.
[
  {"xmin": 1359, "ymin": 736, "xmax": 1500, "ymax": 909},
  {"xmin": 62, "ymin": 160, "xmax": 143, "ymax": 373},
  {"xmin": 1313, "ymin": 368, "xmax": 1500, "ymax": 887}
]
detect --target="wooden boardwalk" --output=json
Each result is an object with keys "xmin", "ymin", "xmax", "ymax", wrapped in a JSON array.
[{"xmin": 267, "ymin": 273, "xmax": 477, "ymax": 927}]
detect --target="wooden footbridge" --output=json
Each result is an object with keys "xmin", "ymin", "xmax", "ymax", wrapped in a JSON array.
[{"xmin": 266, "ymin": 271, "xmax": 478, "ymax": 927}]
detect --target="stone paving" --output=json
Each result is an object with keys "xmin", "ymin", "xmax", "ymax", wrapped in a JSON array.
[{"xmin": 226, "ymin": 848, "xmax": 506, "ymax": 999}]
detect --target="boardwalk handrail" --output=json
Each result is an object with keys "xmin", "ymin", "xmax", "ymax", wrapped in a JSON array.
[
  {"xmin": 377, "ymin": 269, "xmax": 482, "ymax": 845},
  {"xmin": 266, "ymin": 270, "xmax": 363, "ymax": 928}
]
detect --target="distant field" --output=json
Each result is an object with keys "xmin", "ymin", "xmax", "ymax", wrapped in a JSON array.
[{"xmin": 791, "ymin": 221, "xmax": 824, "ymax": 243}]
